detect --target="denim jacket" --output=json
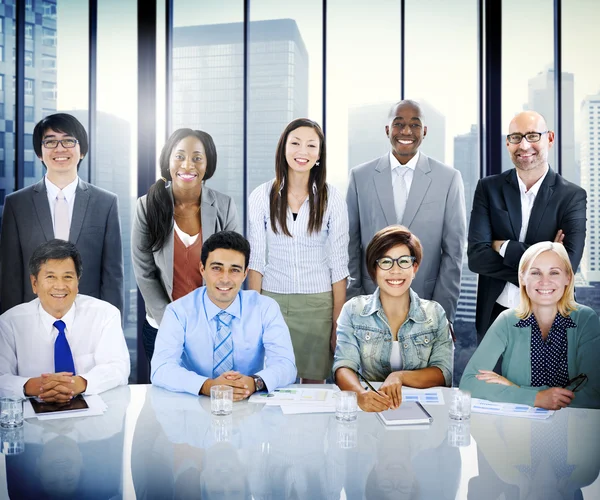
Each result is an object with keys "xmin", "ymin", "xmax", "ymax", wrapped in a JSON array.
[{"xmin": 332, "ymin": 288, "xmax": 453, "ymax": 385}]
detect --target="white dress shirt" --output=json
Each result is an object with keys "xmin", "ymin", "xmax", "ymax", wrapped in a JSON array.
[
  {"xmin": 496, "ymin": 167, "xmax": 549, "ymax": 308},
  {"xmin": 0, "ymin": 295, "xmax": 130, "ymax": 397},
  {"xmin": 45, "ymin": 175, "xmax": 79, "ymax": 234},
  {"xmin": 389, "ymin": 150, "xmax": 420, "ymax": 194},
  {"xmin": 248, "ymin": 180, "xmax": 349, "ymax": 294}
]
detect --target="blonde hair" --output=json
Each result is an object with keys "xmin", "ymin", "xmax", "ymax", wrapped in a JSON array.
[{"xmin": 515, "ymin": 241, "xmax": 577, "ymax": 319}]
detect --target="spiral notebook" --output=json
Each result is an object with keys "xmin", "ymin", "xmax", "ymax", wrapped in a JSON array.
[{"xmin": 376, "ymin": 401, "xmax": 434, "ymax": 426}]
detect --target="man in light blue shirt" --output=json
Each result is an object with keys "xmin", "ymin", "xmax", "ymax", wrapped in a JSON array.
[{"xmin": 151, "ymin": 231, "xmax": 296, "ymax": 398}]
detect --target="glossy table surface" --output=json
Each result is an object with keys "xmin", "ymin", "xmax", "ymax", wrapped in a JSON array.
[{"xmin": 1, "ymin": 384, "xmax": 599, "ymax": 499}]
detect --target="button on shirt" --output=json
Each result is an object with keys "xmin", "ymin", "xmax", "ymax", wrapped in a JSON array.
[
  {"xmin": 248, "ymin": 180, "xmax": 349, "ymax": 294},
  {"xmin": 151, "ymin": 287, "xmax": 297, "ymax": 395},
  {"xmin": 45, "ymin": 175, "xmax": 78, "ymax": 236},
  {"xmin": 497, "ymin": 168, "xmax": 549, "ymax": 308},
  {"xmin": 0, "ymin": 295, "xmax": 130, "ymax": 397}
]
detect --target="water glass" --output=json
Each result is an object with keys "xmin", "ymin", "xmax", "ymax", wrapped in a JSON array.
[
  {"xmin": 335, "ymin": 391, "xmax": 358, "ymax": 422},
  {"xmin": 448, "ymin": 388, "xmax": 471, "ymax": 421},
  {"xmin": 0, "ymin": 397, "xmax": 24, "ymax": 428},
  {"xmin": 211, "ymin": 385, "xmax": 233, "ymax": 416},
  {"xmin": 448, "ymin": 420, "xmax": 471, "ymax": 447},
  {"xmin": 1, "ymin": 426, "xmax": 25, "ymax": 455}
]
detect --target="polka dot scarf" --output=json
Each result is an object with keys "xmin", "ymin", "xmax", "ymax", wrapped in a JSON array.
[{"xmin": 514, "ymin": 312, "xmax": 575, "ymax": 388}]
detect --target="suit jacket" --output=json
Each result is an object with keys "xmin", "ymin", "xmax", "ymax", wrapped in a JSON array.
[
  {"xmin": 131, "ymin": 184, "xmax": 239, "ymax": 325},
  {"xmin": 346, "ymin": 152, "xmax": 466, "ymax": 322},
  {"xmin": 0, "ymin": 178, "xmax": 124, "ymax": 314},
  {"xmin": 467, "ymin": 167, "xmax": 587, "ymax": 336}
]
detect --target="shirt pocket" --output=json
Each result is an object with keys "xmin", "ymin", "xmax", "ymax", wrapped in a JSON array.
[
  {"xmin": 354, "ymin": 326, "xmax": 386, "ymax": 361},
  {"xmin": 410, "ymin": 331, "xmax": 434, "ymax": 365}
]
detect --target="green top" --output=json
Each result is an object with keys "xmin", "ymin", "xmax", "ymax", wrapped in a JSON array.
[{"xmin": 460, "ymin": 305, "xmax": 600, "ymax": 408}]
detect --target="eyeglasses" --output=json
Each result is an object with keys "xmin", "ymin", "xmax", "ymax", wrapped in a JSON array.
[
  {"xmin": 41, "ymin": 138, "xmax": 79, "ymax": 149},
  {"xmin": 562, "ymin": 373, "xmax": 587, "ymax": 392},
  {"xmin": 375, "ymin": 255, "xmax": 416, "ymax": 270},
  {"xmin": 506, "ymin": 131, "xmax": 548, "ymax": 144}
]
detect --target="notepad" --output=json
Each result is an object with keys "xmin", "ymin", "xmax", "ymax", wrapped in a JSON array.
[{"xmin": 376, "ymin": 401, "xmax": 434, "ymax": 426}]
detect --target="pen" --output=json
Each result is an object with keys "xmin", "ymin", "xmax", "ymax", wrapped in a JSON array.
[{"xmin": 355, "ymin": 371, "xmax": 385, "ymax": 397}]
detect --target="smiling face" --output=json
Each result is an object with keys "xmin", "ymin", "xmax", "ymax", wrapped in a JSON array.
[
  {"xmin": 507, "ymin": 111, "xmax": 554, "ymax": 175},
  {"xmin": 523, "ymin": 250, "xmax": 571, "ymax": 309},
  {"xmin": 374, "ymin": 244, "xmax": 418, "ymax": 300},
  {"xmin": 285, "ymin": 126, "xmax": 321, "ymax": 174},
  {"xmin": 30, "ymin": 258, "xmax": 79, "ymax": 319},
  {"xmin": 168, "ymin": 135, "xmax": 207, "ymax": 192},
  {"xmin": 385, "ymin": 103, "xmax": 427, "ymax": 164},
  {"xmin": 39, "ymin": 128, "xmax": 83, "ymax": 182},
  {"xmin": 200, "ymin": 248, "xmax": 248, "ymax": 309}
]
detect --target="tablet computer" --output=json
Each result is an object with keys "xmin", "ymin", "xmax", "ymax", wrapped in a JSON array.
[
  {"xmin": 376, "ymin": 401, "xmax": 433, "ymax": 426},
  {"xmin": 29, "ymin": 394, "xmax": 89, "ymax": 414}
]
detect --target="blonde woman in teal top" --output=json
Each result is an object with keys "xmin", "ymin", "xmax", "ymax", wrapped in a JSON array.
[{"xmin": 460, "ymin": 241, "xmax": 600, "ymax": 409}]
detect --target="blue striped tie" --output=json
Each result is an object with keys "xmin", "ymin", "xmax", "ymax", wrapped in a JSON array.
[
  {"xmin": 54, "ymin": 320, "xmax": 75, "ymax": 374},
  {"xmin": 213, "ymin": 311, "xmax": 234, "ymax": 377}
]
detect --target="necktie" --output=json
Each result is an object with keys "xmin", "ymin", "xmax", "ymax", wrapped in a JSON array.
[
  {"xmin": 54, "ymin": 320, "xmax": 75, "ymax": 374},
  {"xmin": 54, "ymin": 190, "xmax": 70, "ymax": 240},
  {"xmin": 213, "ymin": 311, "xmax": 234, "ymax": 377},
  {"xmin": 393, "ymin": 166, "xmax": 409, "ymax": 224}
]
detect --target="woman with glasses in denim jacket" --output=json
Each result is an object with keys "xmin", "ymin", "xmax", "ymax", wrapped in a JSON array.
[
  {"xmin": 460, "ymin": 241, "xmax": 600, "ymax": 409},
  {"xmin": 333, "ymin": 225, "xmax": 453, "ymax": 412}
]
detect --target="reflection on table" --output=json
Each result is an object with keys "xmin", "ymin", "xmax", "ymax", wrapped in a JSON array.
[{"xmin": 2, "ymin": 385, "xmax": 599, "ymax": 499}]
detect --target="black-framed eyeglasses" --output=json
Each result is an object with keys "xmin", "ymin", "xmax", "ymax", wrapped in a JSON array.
[
  {"xmin": 562, "ymin": 373, "xmax": 587, "ymax": 392},
  {"xmin": 41, "ymin": 138, "xmax": 79, "ymax": 149},
  {"xmin": 506, "ymin": 131, "xmax": 548, "ymax": 144},
  {"xmin": 375, "ymin": 255, "xmax": 416, "ymax": 271}
]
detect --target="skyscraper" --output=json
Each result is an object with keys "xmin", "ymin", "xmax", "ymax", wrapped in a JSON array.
[
  {"xmin": 453, "ymin": 124, "xmax": 478, "ymax": 223},
  {"xmin": 348, "ymin": 99, "xmax": 446, "ymax": 172},
  {"xmin": 172, "ymin": 19, "xmax": 309, "ymax": 214},
  {"xmin": 580, "ymin": 91, "xmax": 600, "ymax": 284},
  {"xmin": 528, "ymin": 68, "xmax": 576, "ymax": 183}
]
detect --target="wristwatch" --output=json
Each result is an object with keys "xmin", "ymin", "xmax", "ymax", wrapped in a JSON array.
[{"xmin": 252, "ymin": 375, "xmax": 265, "ymax": 392}]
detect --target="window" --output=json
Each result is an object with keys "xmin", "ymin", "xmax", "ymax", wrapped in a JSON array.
[
  {"xmin": 25, "ymin": 106, "xmax": 34, "ymax": 122},
  {"xmin": 0, "ymin": 46, "xmax": 3, "ymax": 63},
  {"xmin": 0, "ymin": 17, "xmax": 4, "ymax": 34},
  {"xmin": 24, "ymin": 79, "xmax": 34, "ymax": 95},
  {"xmin": 0, "ymin": 132, "xmax": 5, "ymax": 149},
  {"xmin": 25, "ymin": 50, "xmax": 34, "ymax": 68},
  {"xmin": 0, "ymin": 103, "xmax": 5, "ymax": 120},
  {"xmin": 25, "ymin": 24, "xmax": 34, "ymax": 40},
  {"xmin": 43, "ymin": 1, "xmax": 57, "ymax": 19},
  {"xmin": 41, "ymin": 81, "xmax": 56, "ymax": 100},
  {"xmin": 0, "ymin": 74, "xmax": 3, "ymax": 91},
  {"xmin": 42, "ymin": 28, "xmax": 56, "ymax": 47},
  {"xmin": 42, "ymin": 54, "xmax": 56, "ymax": 71},
  {"xmin": 26, "ymin": 0, "xmax": 33, "ymax": 11}
]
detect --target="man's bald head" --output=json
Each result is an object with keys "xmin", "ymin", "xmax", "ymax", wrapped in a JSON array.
[{"xmin": 506, "ymin": 110, "xmax": 555, "ymax": 175}]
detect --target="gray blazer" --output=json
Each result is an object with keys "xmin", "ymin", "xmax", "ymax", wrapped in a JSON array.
[
  {"xmin": 346, "ymin": 153, "xmax": 466, "ymax": 322},
  {"xmin": 131, "ymin": 184, "xmax": 239, "ymax": 325},
  {"xmin": 0, "ymin": 178, "xmax": 124, "ymax": 314}
]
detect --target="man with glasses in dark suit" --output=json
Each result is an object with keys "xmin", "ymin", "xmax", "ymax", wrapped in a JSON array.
[
  {"xmin": 0, "ymin": 113, "xmax": 123, "ymax": 316},
  {"xmin": 468, "ymin": 110, "xmax": 587, "ymax": 344}
]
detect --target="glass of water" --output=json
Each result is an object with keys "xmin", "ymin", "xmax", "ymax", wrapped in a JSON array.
[
  {"xmin": 0, "ymin": 397, "xmax": 24, "ymax": 428},
  {"xmin": 211, "ymin": 385, "xmax": 233, "ymax": 416},
  {"xmin": 335, "ymin": 391, "xmax": 358, "ymax": 422}
]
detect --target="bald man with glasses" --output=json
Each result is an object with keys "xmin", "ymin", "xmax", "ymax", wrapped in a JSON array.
[{"xmin": 468, "ymin": 110, "xmax": 587, "ymax": 344}]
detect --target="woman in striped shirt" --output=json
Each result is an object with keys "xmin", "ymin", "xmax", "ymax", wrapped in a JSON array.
[{"xmin": 248, "ymin": 118, "xmax": 349, "ymax": 383}]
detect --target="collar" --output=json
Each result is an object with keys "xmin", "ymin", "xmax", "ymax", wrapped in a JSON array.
[
  {"xmin": 38, "ymin": 298, "xmax": 77, "ymax": 337},
  {"xmin": 389, "ymin": 150, "xmax": 420, "ymax": 173},
  {"xmin": 516, "ymin": 166, "xmax": 548, "ymax": 197},
  {"xmin": 515, "ymin": 312, "xmax": 577, "ymax": 330},
  {"xmin": 202, "ymin": 288, "xmax": 242, "ymax": 322},
  {"xmin": 278, "ymin": 178, "xmax": 318, "ymax": 195},
  {"xmin": 360, "ymin": 288, "xmax": 427, "ymax": 323},
  {"xmin": 45, "ymin": 175, "xmax": 79, "ymax": 203}
]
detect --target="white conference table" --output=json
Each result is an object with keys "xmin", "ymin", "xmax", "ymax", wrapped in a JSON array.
[{"xmin": 1, "ymin": 384, "xmax": 599, "ymax": 499}]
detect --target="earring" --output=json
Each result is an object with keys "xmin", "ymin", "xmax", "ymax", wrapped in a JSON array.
[{"xmin": 315, "ymin": 161, "xmax": 320, "ymax": 167}]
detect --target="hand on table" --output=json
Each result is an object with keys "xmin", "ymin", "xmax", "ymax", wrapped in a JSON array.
[
  {"xmin": 379, "ymin": 372, "xmax": 403, "ymax": 409},
  {"xmin": 357, "ymin": 390, "xmax": 392, "ymax": 412},
  {"xmin": 201, "ymin": 371, "xmax": 255, "ymax": 401},
  {"xmin": 24, "ymin": 372, "xmax": 87, "ymax": 403},
  {"xmin": 476, "ymin": 369, "xmax": 516, "ymax": 387}
]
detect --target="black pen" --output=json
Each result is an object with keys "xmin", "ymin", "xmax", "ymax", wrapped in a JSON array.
[{"xmin": 355, "ymin": 371, "xmax": 384, "ymax": 397}]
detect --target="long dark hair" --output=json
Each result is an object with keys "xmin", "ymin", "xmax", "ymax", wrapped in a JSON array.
[
  {"xmin": 269, "ymin": 118, "xmax": 328, "ymax": 236},
  {"xmin": 145, "ymin": 128, "xmax": 217, "ymax": 252}
]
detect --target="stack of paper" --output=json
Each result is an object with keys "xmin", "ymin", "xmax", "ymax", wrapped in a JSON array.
[
  {"xmin": 471, "ymin": 398, "xmax": 554, "ymax": 420},
  {"xmin": 24, "ymin": 395, "xmax": 107, "ymax": 421}
]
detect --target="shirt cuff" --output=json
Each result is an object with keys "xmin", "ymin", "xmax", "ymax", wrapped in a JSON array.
[
  {"xmin": 331, "ymin": 267, "xmax": 350, "ymax": 285},
  {"xmin": 499, "ymin": 240, "xmax": 510, "ymax": 257}
]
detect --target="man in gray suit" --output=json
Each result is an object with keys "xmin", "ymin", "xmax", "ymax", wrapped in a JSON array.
[
  {"xmin": 0, "ymin": 113, "xmax": 123, "ymax": 315},
  {"xmin": 347, "ymin": 100, "xmax": 466, "ymax": 323}
]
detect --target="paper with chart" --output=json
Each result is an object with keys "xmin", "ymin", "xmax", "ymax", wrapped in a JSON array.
[
  {"xmin": 249, "ymin": 388, "xmax": 336, "ymax": 405},
  {"xmin": 471, "ymin": 398, "xmax": 554, "ymax": 420},
  {"xmin": 401, "ymin": 388, "xmax": 445, "ymax": 405}
]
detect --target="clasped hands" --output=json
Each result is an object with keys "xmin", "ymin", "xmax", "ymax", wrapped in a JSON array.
[
  {"xmin": 24, "ymin": 372, "xmax": 87, "ymax": 403},
  {"xmin": 357, "ymin": 372, "xmax": 403, "ymax": 412},
  {"xmin": 200, "ymin": 371, "xmax": 256, "ymax": 401},
  {"xmin": 476, "ymin": 369, "xmax": 574, "ymax": 410}
]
